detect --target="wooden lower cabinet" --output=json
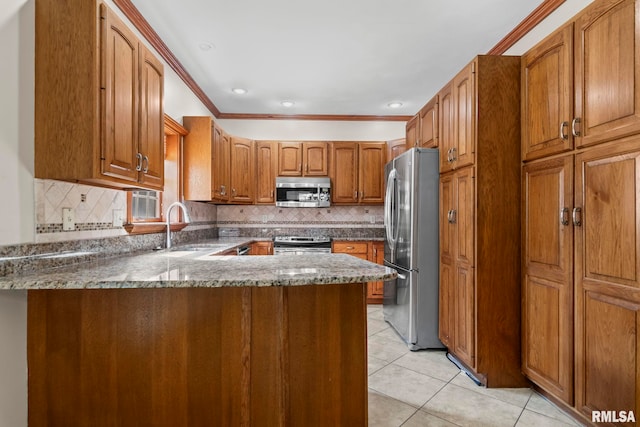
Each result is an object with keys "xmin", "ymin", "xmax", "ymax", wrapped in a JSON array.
[
  {"xmin": 573, "ymin": 138, "xmax": 640, "ymax": 422},
  {"xmin": 28, "ymin": 285, "xmax": 367, "ymax": 426},
  {"xmin": 250, "ymin": 241, "xmax": 273, "ymax": 255},
  {"xmin": 333, "ymin": 240, "xmax": 385, "ymax": 303},
  {"xmin": 522, "ymin": 156, "xmax": 574, "ymax": 404}
]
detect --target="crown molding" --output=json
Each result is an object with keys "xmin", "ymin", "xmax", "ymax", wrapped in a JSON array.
[
  {"xmin": 487, "ymin": 0, "xmax": 566, "ymax": 55},
  {"xmin": 217, "ymin": 113, "xmax": 413, "ymax": 122},
  {"xmin": 115, "ymin": 0, "xmax": 565, "ymax": 121}
]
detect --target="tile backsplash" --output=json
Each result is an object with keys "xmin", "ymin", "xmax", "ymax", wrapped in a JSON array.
[{"xmin": 217, "ymin": 205, "xmax": 384, "ymax": 228}]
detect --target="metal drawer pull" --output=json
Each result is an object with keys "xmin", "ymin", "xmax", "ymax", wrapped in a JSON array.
[
  {"xmin": 451, "ymin": 147, "xmax": 457, "ymax": 161},
  {"xmin": 559, "ymin": 121, "xmax": 569, "ymax": 140},
  {"xmin": 449, "ymin": 210, "xmax": 457, "ymax": 224},
  {"xmin": 571, "ymin": 118, "xmax": 581, "ymax": 137},
  {"xmin": 572, "ymin": 207, "xmax": 582, "ymax": 226},
  {"xmin": 560, "ymin": 207, "xmax": 569, "ymax": 226}
]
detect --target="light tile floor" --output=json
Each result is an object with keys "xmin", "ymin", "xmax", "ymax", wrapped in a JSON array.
[{"xmin": 366, "ymin": 305, "xmax": 585, "ymax": 427}]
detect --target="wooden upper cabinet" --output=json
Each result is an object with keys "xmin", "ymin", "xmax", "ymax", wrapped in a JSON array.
[
  {"xmin": 34, "ymin": 0, "xmax": 164, "ymax": 190},
  {"xmin": 138, "ymin": 44, "xmax": 164, "ymax": 189},
  {"xmin": 575, "ymin": 0, "xmax": 640, "ymax": 148},
  {"xmin": 406, "ymin": 114, "xmax": 418, "ymax": 148},
  {"xmin": 229, "ymin": 137, "xmax": 254, "ymax": 203},
  {"xmin": 183, "ymin": 116, "xmax": 213, "ymax": 201},
  {"xmin": 278, "ymin": 142, "xmax": 302, "ymax": 175},
  {"xmin": 358, "ymin": 143, "xmax": 386, "ymax": 204},
  {"xmin": 453, "ymin": 62, "xmax": 475, "ymax": 169},
  {"xmin": 303, "ymin": 142, "xmax": 329, "ymax": 176},
  {"xmin": 330, "ymin": 142, "xmax": 359, "ymax": 204},
  {"xmin": 255, "ymin": 141, "xmax": 278, "ymax": 204},
  {"xmin": 277, "ymin": 142, "xmax": 328, "ymax": 176},
  {"xmin": 522, "ymin": 24, "xmax": 573, "ymax": 161},
  {"xmin": 419, "ymin": 96, "xmax": 438, "ymax": 148},
  {"xmin": 387, "ymin": 138, "xmax": 407, "ymax": 160},
  {"xmin": 439, "ymin": 82, "xmax": 454, "ymax": 172},
  {"xmin": 330, "ymin": 142, "xmax": 386, "ymax": 205},
  {"xmin": 212, "ymin": 128, "xmax": 230, "ymax": 202}
]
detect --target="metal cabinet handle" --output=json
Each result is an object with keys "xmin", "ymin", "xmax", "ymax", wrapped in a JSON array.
[
  {"xmin": 271, "ymin": 190, "xmax": 274, "ymax": 198},
  {"xmin": 447, "ymin": 210, "xmax": 452, "ymax": 222},
  {"xmin": 447, "ymin": 209, "xmax": 457, "ymax": 224},
  {"xmin": 560, "ymin": 207, "xmax": 570, "ymax": 226},
  {"xmin": 135, "ymin": 153, "xmax": 143, "ymax": 171},
  {"xmin": 298, "ymin": 163, "xmax": 302, "ymax": 172},
  {"xmin": 354, "ymin": 191, "xmax": 358, "ymax": 200},
  {"xmin": 305, "ymin": 164, "xmax": 308, "ymax": 173},
  {"xmin": 451, "ymin": 147, "xmax": 457, "ymax": 161},
  {"xmin": 559, "ymin": 121, "xmax": 569, "ymax": 140},
  {"xmin": 346, "ymin": 246, "xmax": 354, "ymax": 250},
  {"xmin": 446, "ymin": 148, "xmax": 452, "ymax": 162},
  {"xmin": 572, "ymin": 207, "xmax": 582, "ymax": 226},
  {"xmin": 220, "ymin": 185, "xmax": 226, "ymax": 196},
  {"xmin": 571, "ymin": 118, "xmax": 581, "ymax": 137},
  {"xmin": 142, "ymin": 155, "xmax": 149, "ymax": 173},
  {"xmin": 232, "ymin": 188, "xmax": 237, "ymax": 197}
]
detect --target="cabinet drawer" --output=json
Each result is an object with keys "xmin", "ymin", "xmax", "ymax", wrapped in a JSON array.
[{"xmin": 333, "ymin": 241, "xmax": 368, "ymax": 254}]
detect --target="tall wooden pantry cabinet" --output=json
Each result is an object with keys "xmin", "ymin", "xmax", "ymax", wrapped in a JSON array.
[
  {"xmin": 439, "ymin": 55, "xmax": 527, "ymax": 387},
  {"xmin": 521, "ymin": 0, "xmax": 640, "ymax": 423}
]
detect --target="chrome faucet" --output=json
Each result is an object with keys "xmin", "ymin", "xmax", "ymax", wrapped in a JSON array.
[{"xmin": 165, "ymin": 201, "xmax": 192, "ymax": 249}]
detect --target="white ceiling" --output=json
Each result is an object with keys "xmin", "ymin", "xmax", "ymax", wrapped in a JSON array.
[{"xmin": 130, "ymin": 0, "xmax": 543, "ymax": 117}]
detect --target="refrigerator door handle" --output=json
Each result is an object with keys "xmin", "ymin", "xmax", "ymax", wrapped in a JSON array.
[{"xmin": 385, "ymin": 169, "xmax": 398, "ymax": 251}]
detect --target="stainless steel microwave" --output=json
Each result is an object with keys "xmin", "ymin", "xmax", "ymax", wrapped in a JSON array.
[{"xmin": 275, "ymin": 177, "xmax": 331, "ymax": 207}]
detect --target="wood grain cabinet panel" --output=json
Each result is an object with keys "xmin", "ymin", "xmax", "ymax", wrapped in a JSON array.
[
  {"xmin": 333, "ymin": 240, "xmax": 385, "ymax": 303},
  {"xmin": 250, "ymin": 241, "xmax": 273, "ymax": 255},
  {"xmin": 330, "ymin": 142, "xmax": 386, "ymax": 205},
  {"xmin": 386, "ymin": 138, "xmax": 407, "ymax": 160},
  {"xmin": 439, "ymin": 55, "xmax": 524, "ymax": 388},
  {"xmin": 34, "ymin": 0, "xmax": 164, "ymax": 190},
  {"xmin": 521, "ymin": 24, "xmax": 573, "ymax": 161},
  {"xmin": 255, "ymin": 141, "xmax": 278, "ymax": 204},
  {"xmin": 522, "ymin": 156, "xmax": 574, "ymax": 404},
  {"xmin": 28, "ymin": 285, "xmax": 368, "ymax": 426},
  {"xmin": 574, "ymin": 139, "xmax": 640, "ymax": 421},
  {"xmin": 277, "ymin": 142, "xmax": 328, "ymax": 176},
  {"xmin": 229, "ymin": 137, "xmax": 255, "ymax": 203},
  {"xmin": 406, "ymin": 114, "xmax": 418, "ymax": 148},
  {"xmin": 419, "ymin": 96, "xmax": 438, "ymax": 148},
  {"xmin": 575, "ymin": 0, "xmax": 640, "ymax": 147}
]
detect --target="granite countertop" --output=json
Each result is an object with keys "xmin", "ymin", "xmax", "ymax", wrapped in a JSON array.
[{"xmin": 0, "ymin": 238, "xmax": 396, "ymax": 290}]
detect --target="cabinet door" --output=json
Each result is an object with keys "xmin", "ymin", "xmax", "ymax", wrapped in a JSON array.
[
  {"xmin": 575, "ymin": 138, "xmax": 640, "ymax": 419},
  {"xmin": 419, "ymin": 96, "xmax": 438, "ymax": 148},
  {"xmin": 386, "ymin": 138, "xmax": 407, "ymax": 160},
  {"xmin": 367, "ymin": 242, "xmax": 385, "ymax": 303},
  {"xmin": 101, "ymin": 6, "xmax": 139, "ymax": 183},
  {"xmin": 330, "ymin": 142, "xmax": 359, "ymax": 204},
  {"xmin": 439, "ymin": 82, "xmax": 454, "ymax": 172},
  {"xmin": 454, "ymin": 263, "xmax": 475, "ymax": 368},
  {"xmin": 251, "ymin": 241, "xmax": 273, "ymax": 255},
  {"xmin": 303, "ymin": 142, "xmax": 328, "ymax": 176},
  {"xmin": 138, "ymin": 44, "xmax": 164, "ymax": 190},
  {"xmin": 278, "ymin": 142, "xmax": 302, "ymax": 176},
  {"xmin": 212, "ymin": 127, "xmax": 230, "ymax": 202},
  {"xmin": 406, "ymin": 115, "xmax": 418, "ymax": 148},
  {"xmin": 439, "ymin": 174, "xmax": 455, "ymax": 348},
  {"xmin": 521, "ymin": 24, "xmax": 573, "ymax": 161},
  {"xmin": 358, "ymin": 143, "xmax": 386, "ymax": 204},
  {"xmin": 522, "ymin": 156, "xmax": 574, "ymax": 404},
  {"xmin": 454, "ymin": 167, "xmax": 474, "ymax": 266},
  {"xmin": 229, "ymin": 137, "xmax": 254, "ymax": 203},
  {"xmin": 575, "ymin": 0, "xmax": 640, "ymax": 147},
  {"xmin": 255, "ymin": 142, "xmax": 277, "ymax": 204},
  {"xmin": 453, "ymin": 62, "xmax": 475, "ymax": 169}
]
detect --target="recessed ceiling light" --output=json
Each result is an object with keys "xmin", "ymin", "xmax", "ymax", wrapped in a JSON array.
[
  {"xmin": 231, "ymin": 88, "xmax": 247, "ymax": 95},
  {"xmin": 198, "ymin": 42, "xmax": 215, "ymax": 51},
  {"xmin": 281, "ymin": 100, "xmax": 295, "ymax": 108},
  {"xmin": 388, "ymin": 102, "xmax": 403, "ymax": 109}
]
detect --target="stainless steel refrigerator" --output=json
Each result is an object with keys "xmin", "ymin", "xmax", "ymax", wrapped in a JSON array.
[{"xmin": 383, "ymin": 148, "xmax": 443, "ymax": 350}]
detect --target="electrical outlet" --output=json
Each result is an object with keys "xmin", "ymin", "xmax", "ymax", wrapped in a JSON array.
[
  {"xmin": 62, "ymin": 208, "xmax": 75, "ymax": 231},
  {"xmin": 112, "ymin": 209, "xmax": 124, "ymax": 227}
]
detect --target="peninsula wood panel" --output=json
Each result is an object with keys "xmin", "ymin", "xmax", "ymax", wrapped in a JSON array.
[{"xmin": 28, "ymin": 284, "xmax": 367, "ymax": 426}]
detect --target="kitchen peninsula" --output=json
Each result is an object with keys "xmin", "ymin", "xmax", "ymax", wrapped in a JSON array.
[{"xmin": 1, "ymin": 246, "xmax": 395, "ymax": 426}]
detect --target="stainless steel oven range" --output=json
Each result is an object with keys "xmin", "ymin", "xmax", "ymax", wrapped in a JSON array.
[{"xmin": 273, "ymin": 236, "xmax": 332, "ymax": 255}]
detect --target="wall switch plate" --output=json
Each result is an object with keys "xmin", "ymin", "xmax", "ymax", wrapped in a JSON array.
[
  {"xmin": 62, "ymin": 208, "xmax": 75, "ymax": 231},
  {"xmin": 112, "ymin": 209, "xmax": 124, "ymax": 227}
]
